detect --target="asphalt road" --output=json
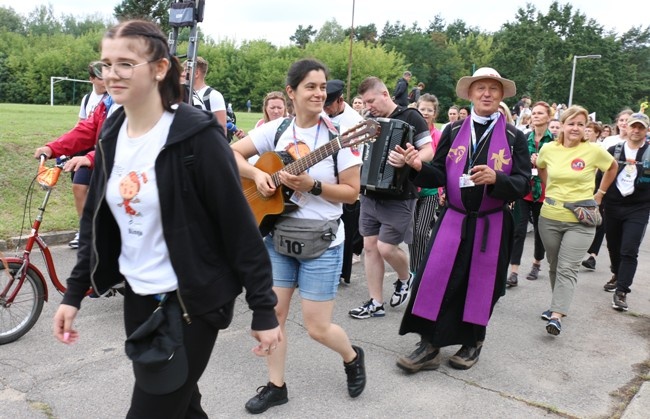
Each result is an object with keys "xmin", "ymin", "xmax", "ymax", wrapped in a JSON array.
[{"xmin": 1, "ymin": 232, "xmax": 649, "ymax": 418}]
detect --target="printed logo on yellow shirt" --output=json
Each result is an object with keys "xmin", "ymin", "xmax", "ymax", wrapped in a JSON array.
[{"xmin": 571, "ymin": 159, "xmax": 586, "ymax": 171}]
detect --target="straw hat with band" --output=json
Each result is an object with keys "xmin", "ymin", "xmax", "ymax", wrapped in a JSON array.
[{"xmin": 456, "ymin": 67, "xmax": 516, "ymax": 100}]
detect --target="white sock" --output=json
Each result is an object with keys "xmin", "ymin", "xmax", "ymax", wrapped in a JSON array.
[{"xmin": 372, "ymin": 298, "xmax": 383, "ymax": 307}]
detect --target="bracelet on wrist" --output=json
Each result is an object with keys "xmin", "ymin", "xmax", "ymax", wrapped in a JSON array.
[{"xmin": 597, "ymin": 188, "xmax": 607, "ymax": 195}]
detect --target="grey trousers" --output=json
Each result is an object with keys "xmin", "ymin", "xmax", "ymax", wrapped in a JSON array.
[{"xmin": 538, "ymin": 217, "xmax": 595, "ymax": 315}]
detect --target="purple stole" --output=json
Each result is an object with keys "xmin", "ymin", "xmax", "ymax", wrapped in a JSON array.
[{"xmin": 411, "ymin": 116, "xmax": 513, "ymax": 326}]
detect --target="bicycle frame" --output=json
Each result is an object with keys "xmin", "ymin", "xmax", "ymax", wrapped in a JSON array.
[{"xmin": 1, "ymin": 157, "xmax": 67, "ymax": 306}]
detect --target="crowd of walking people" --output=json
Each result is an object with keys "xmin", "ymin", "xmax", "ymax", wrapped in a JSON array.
[{"xmin": 37, "ymin": 18, "xmax": 649, "ymax": 418}]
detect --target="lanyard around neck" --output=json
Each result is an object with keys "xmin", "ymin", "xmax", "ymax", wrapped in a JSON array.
[
  {"xmin": 291, "ymin": 116, "xmax": 322, "ymax": 173},
  {"xmin": 469, "ymin": 117, "xmax": 499, "ymax": 168}
]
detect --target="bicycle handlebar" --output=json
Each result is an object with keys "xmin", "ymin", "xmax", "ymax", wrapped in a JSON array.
[{"xmin": 37, "ymin": 155, "xmax": 68, "ymax": 189}]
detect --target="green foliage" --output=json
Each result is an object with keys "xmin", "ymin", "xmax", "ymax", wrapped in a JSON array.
[
  {"xmin": 1, "ymin": 0, "xmax": 650, "ymax": 125},
  {"xmin": 0, "ymin": 6, "xmax": 25, "ymax": 34}
]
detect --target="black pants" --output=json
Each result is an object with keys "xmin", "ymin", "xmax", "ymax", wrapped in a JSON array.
[
  {"xmin": 605, "ymin": 205, "xmax": 649, "ymax": 293},
  {"xmin": 124, "ymin": 285, "xmax": 229, "ymax": 419},
  {"xmin": 510, "ymin": 199, "xmax": 545, "ymax": 265},
  {"xmin": 340, "ymin": 200, "xmax": 363, "ymax": 283}
]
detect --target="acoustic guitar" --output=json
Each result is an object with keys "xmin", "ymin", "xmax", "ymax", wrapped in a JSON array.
[{"xmin": 241, "ymin": 119, "xmax": 380, "ymax": 230}]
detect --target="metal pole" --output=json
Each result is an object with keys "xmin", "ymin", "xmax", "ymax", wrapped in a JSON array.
[
  {"xmin": 50, "ymin": 77, "xmax": 54, "ymax": 106},
  {"xmin": 345, "ymin": 0, "xmax": 355, "ymax": 102},
  {"xmin": 568, "ymin": 54, "xmax": 601, "ymax": 107},
  {"xmin": 568, "ymin": 55, "xmax": 577, "ymax": 107}
]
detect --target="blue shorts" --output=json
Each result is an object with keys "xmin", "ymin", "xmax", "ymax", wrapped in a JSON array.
[
  {"xmin": 71, "ymin": 166, "xmax": 92, "ymax": 185},
  {"xmin": 264, "ymin": 236, "xmax": 343, "ymax": 302}
]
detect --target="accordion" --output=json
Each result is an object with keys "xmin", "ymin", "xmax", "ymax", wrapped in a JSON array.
[{"xmin": 360, "ymin": 117, "xmax": 414, "ymax": 195}]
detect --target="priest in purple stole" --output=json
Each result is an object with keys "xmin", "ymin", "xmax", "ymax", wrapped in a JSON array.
[{"xmin": 395, "ymin": 68, "xmax": 531, "ymax": 372}]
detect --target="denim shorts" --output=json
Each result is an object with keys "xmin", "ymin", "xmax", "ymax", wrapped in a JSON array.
[{"xmin": 264, "ymin": 236, "xmax": 343, "ymax": 302}]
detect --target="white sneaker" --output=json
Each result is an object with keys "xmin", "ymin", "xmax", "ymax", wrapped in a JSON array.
[
  {"xmin": 390, "ymin": 274, "xmax": 412, "ymax": 308},
  {"xmin": 68, "ymin": 231, "xmax": 79, "ymax": 249}
]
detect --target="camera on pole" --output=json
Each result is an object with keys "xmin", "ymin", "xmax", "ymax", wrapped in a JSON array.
[{"xmin": 168, "ymin": 0, "xmax": 205, "ymax": 105}]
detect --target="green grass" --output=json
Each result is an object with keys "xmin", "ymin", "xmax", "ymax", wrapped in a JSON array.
[{"xmin": 0, "ymin": 103, "xmax": 263, "ymax": 240}]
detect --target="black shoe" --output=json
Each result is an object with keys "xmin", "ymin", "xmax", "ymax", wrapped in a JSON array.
[
  {"xmin": 396, "ymin": 340, "xmax": 441, "ymax": 373},
  {"xmin": 506, "ymin": 272, "xmax": 518, "ymax": 287},
  {"xmin": 244, "ymin": 382, "xmax": 288, "ymax": 414},
  {"xmin": 449, "ymin": 342, "xmax": 483, "ymax": 370},
  {"xmin": 582, "ymin": 256, "xmax": 596, "ymax": 270},
  {"xmin": 604, "ymin": 275, "xmax": 617, "ymax": 292},
  {"xmin": 612, "ymin": 291, "xmax": 628, "ymax": 311},
  {"xmin": 344, "ymin": 346, "xmax": 366, "ymax": 398}
]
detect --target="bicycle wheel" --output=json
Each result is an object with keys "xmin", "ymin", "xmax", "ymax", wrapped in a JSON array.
[{"xmin": 0, "ymin": 262, "xmax": 45, "ymax": 345}]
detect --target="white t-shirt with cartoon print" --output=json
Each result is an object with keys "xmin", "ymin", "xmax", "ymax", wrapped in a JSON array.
[
  {"xmin": 248, "ymin": 117, "xmax": 363, "ymax": 247},
  {"xmin": 105, "ymin": 111, "xmax": 178, "ymax": 295}
]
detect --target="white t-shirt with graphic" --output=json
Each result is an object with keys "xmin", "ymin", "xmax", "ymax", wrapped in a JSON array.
[
  {"xmin": 616, "ymin": 142, "xmax": 639, "ymax": 197},
  {"xmin": 105, "ymin": 112, "xmax": 178, "ymax": 295},
  {"xmin": 248, "ymin": 117, "xmax": 363, "ymax": 247}
]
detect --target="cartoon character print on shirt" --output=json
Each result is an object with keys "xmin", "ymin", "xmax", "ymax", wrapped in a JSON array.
[{"xmin": 118, "ymin": 171, "xmax": 148, "ymax": 217}]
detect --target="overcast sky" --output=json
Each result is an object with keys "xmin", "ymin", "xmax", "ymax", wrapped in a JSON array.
[{"xmin": 10, "ymin": 1, "xmax": 637, "ymax": 46}]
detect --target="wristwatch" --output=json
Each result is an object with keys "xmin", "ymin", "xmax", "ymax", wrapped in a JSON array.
[{"xmin": 309, "ymin": 179, "xmax": 323, "ymax": 196}]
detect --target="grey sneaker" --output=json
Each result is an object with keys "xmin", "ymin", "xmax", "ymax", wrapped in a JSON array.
[
  {"xmin": 603, "ymin": 275, "xmax": 617, "ymax": 292},
  {"xmin": 526, "ymin": 263, "xmax": 541, "ymax": 280},
  {"xmin": 506, "ymin": 272, "xmax": 518, "ymax": 287},
  {"xmin": 612, "ymin": 291, "xmax": 628, "ymax": 311},
  {"xmin": 396, "ymin": 340, "xmax": 441, "ymax": 373},
  {"xmin": 390, "ymin": 274, "xmax": 412, "ymax": 307},
  {"xmin": 349, "ymin": 299, "xmax": 385, "ymax": 319},
  {"xmin": 449, "ymin": 342, "xmax": 483, "ymax": 370}
]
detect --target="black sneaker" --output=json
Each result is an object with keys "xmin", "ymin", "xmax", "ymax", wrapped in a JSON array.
[
  {"xmin": 396, "ymin": 340, "xmax": 441, "ymax": 373},
  {"xmin": 582, "ymin": 256, "xmax": 596, "ymax": 270},
  {"xmin": 449, "ymin": 342, "xmax": 483, "ymax": 370},
  {"xmin": 603, "ymin": 275, "xmax": 617, "ymax": 292},
  {"xmin": 612, "ymin": 291, "xmax": 628, "ymax": 311},
  {"xmin": 506, "ymin": 272, "xmax": 518, "ymax": 287},
  {"xmin": 244, "ymin": 382, "xmax": 288, "ymax": 414},
  {"xmin": 541, "ymin": 310, "xmax": 552, "ymax": 321},
  {"xmin": 344, "ymin": 346, "xmax": 366, "ymax": 398}
]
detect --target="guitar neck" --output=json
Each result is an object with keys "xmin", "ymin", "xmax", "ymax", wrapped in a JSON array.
[{"xmin": 270, "ymin": 137, "xmax": 342, "ymax": 186}]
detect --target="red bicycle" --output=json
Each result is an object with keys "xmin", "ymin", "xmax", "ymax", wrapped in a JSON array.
[{"xmin": 0, "ymin": 156, "xmax": 105, "ymax": 344}]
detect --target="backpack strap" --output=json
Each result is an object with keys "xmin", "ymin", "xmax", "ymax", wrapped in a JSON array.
[
  {"xmin": 613, "ymin": 141, "xmax": 624, "ymax": 162},
  {"xmin": 273, "ymin": 117, "xmax": 294, "ymax": 146},
  {"xmin": 202, "ymin": 87, "xmax": 213, "ymax": 111},
  {"xmin": 82, "ymin": 93, "xmax": 90, "ymax": 113}
]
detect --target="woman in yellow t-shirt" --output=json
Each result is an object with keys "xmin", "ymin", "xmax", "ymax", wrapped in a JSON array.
[{"xmin": 536, "ymin": 105, "xmax": 618, "ymax": 336}]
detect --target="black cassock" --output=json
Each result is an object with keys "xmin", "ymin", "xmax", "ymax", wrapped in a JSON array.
[{"xmin": 399, "ymin": 119, "xmax": 531, "ymax": 347}]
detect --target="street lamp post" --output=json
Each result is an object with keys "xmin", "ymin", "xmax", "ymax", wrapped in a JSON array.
[{"xmin": 568, "ymin": 54, "xmax": 602, "ymax": 107}]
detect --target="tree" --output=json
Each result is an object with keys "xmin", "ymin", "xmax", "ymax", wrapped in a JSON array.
[
  {"xmin": 114, "ymin": 0, "xmax": 170, "ymax": 33},
  {"xmin": 290, "ymin": 25, "xmax": 316, "ymax": 48},
  {"xmin": 315, "ymin": 19, "xmax": 345, "ymax": 43},
  {"xmin": 25, "ymin": 5, "xmax": 61, "ymax": 36},
  {"xmin": 0, "ymin": 6, "xmax": 25, "ymax": 34},
  {"xmin": 352, "ymin": 24, "xmax": 378, "ymax": 46}
]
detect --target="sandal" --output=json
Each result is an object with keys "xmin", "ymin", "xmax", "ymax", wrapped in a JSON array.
[{"xmin": 546, "ymin": 317, "xmax": 562, "ymax": 336}]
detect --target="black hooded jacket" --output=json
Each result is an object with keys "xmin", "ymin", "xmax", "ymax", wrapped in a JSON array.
[{"xmin": 62, "ymin": 103, "xmax": 278, "ymax": 331}]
